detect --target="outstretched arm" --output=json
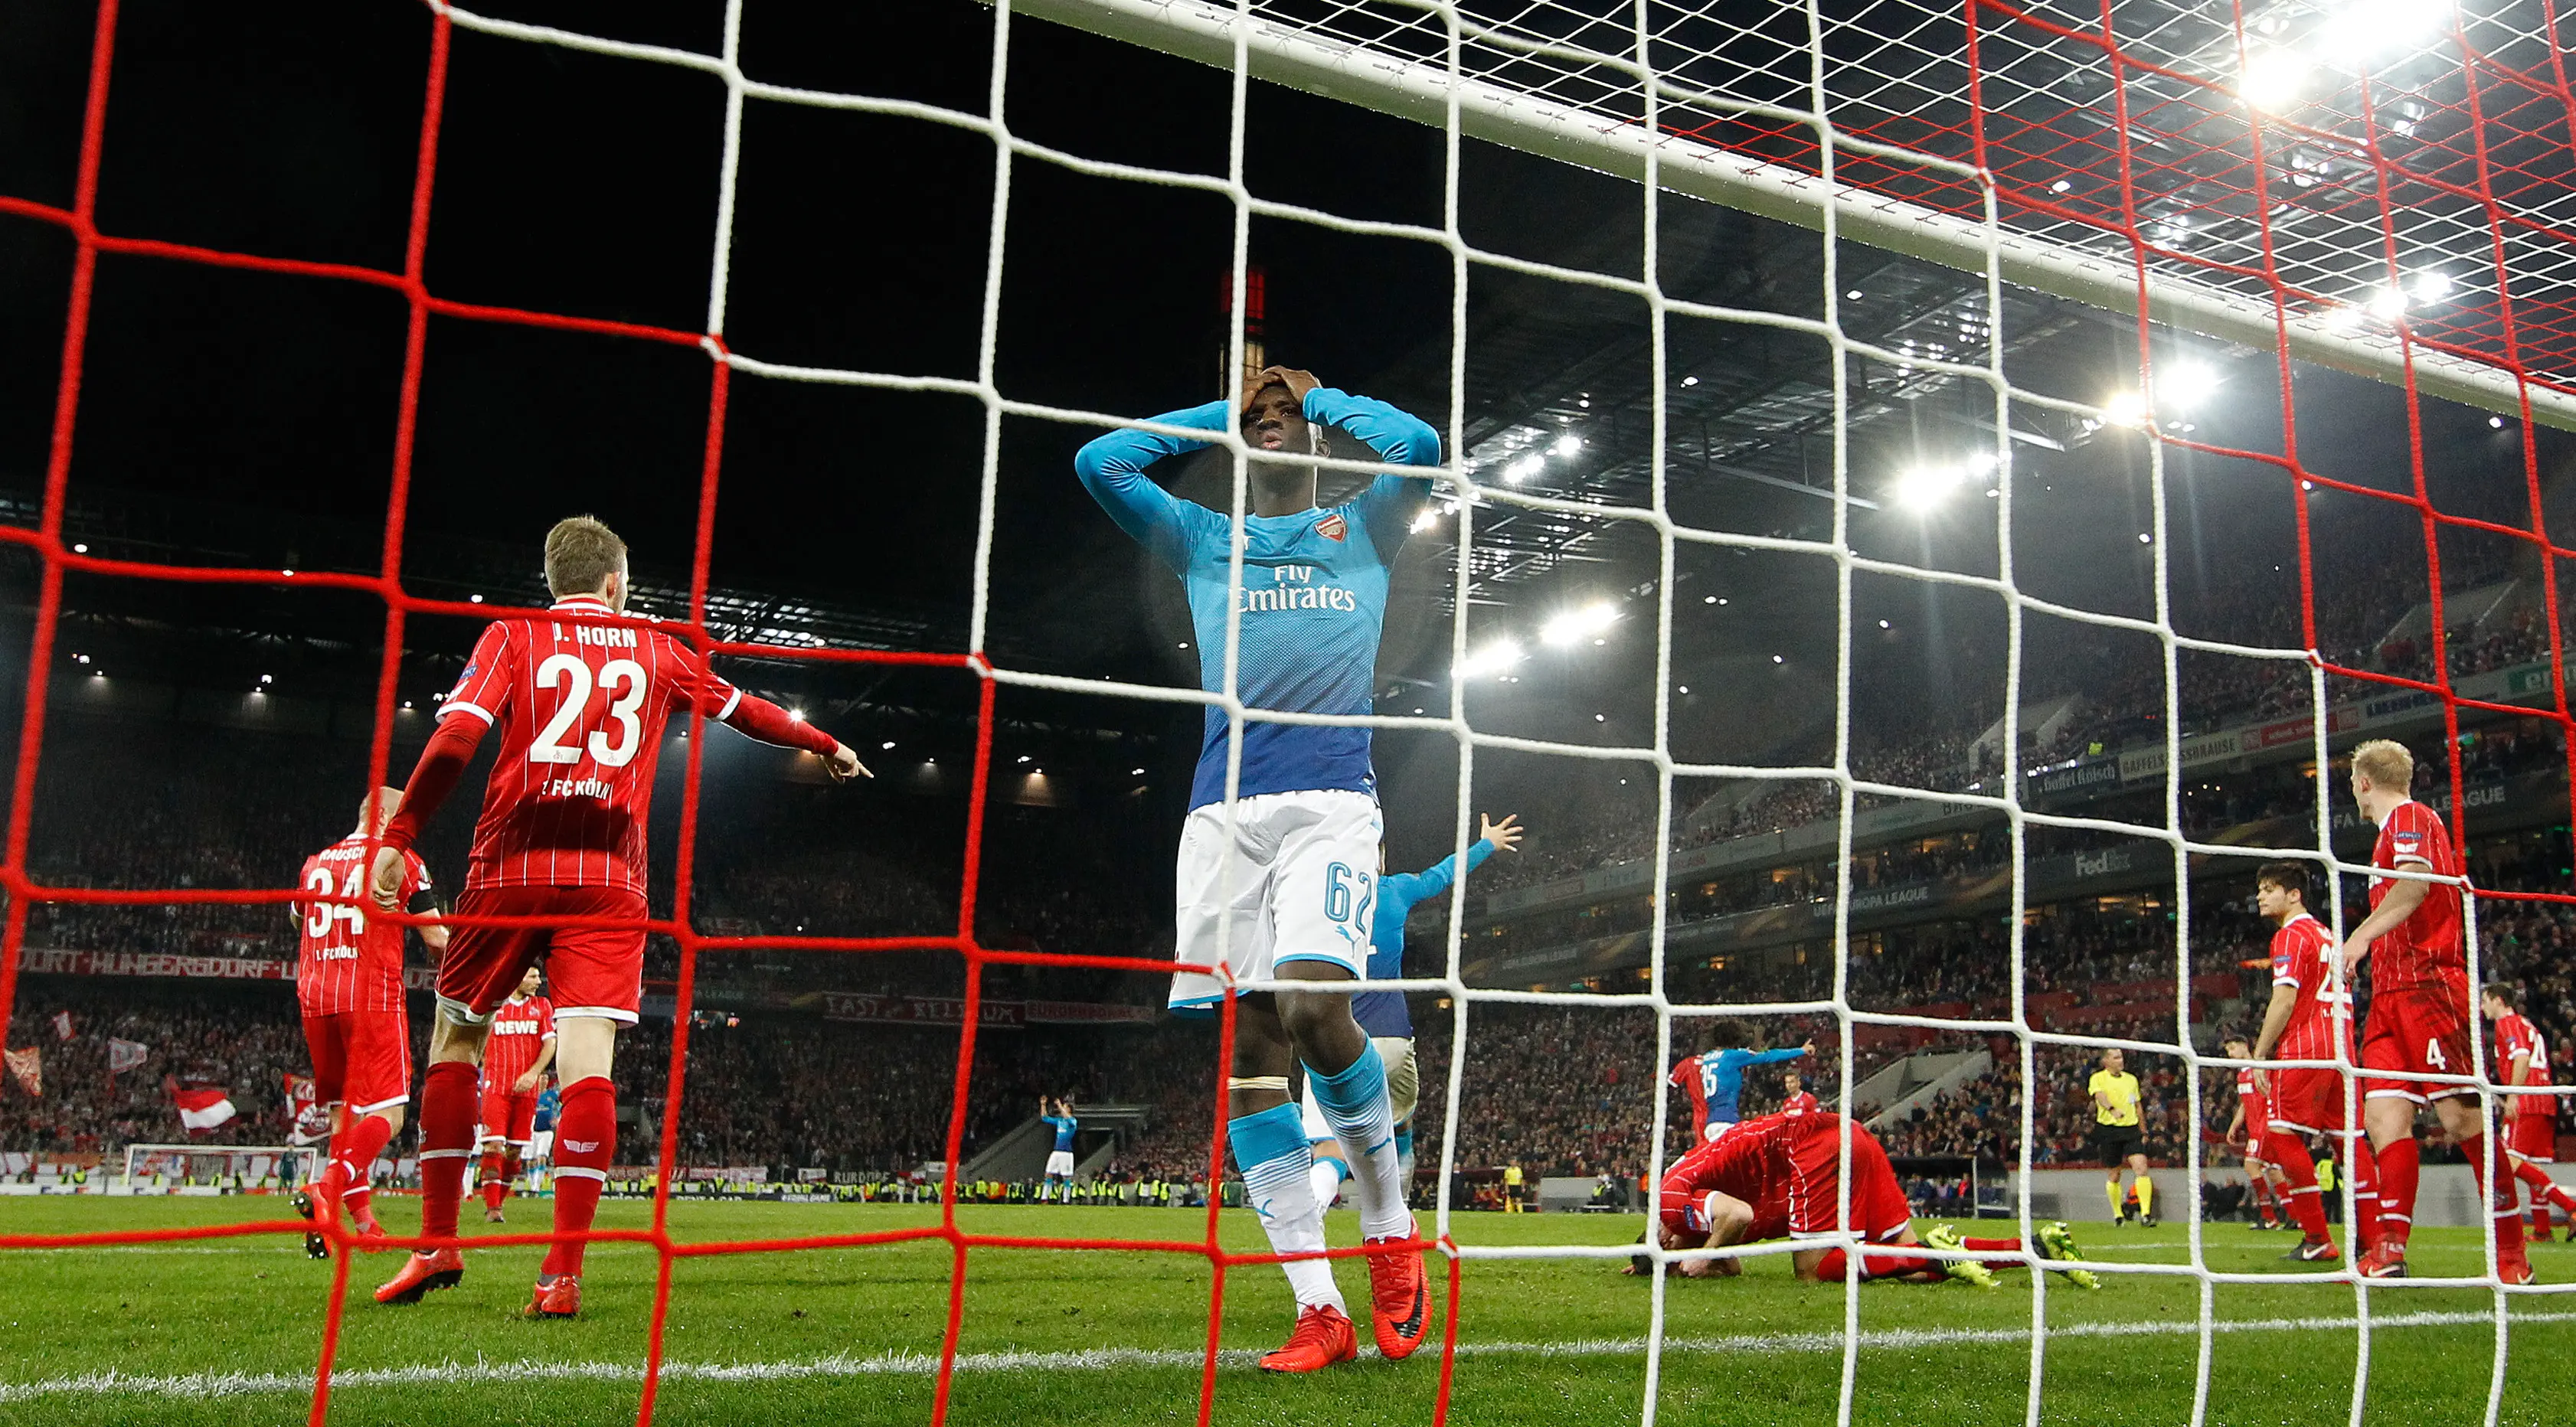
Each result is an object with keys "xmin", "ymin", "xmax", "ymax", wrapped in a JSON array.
[
  {"xmin": 1752, "ymin": 1046, "xmax": 1809, "ymax": 1066},
  {"xmin": 1074, "ymin": 400, "xmax": 1229, "ymax": 570},
  {"xmin": 724, "ymin": 694, "xmax": 865, "ymax": 779}
]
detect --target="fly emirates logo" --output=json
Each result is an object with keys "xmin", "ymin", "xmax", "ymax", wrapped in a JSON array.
[{"xmin": 1236, "ymin": 563, "xmax": 1356, "ymax": 614}]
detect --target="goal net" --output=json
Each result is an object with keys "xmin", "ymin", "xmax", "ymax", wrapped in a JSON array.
[
  {"xmin": 119, "ymin": 1145, "xmax": 315, "ymax": 1194},
  {"xmin": 2, "ymin": 0, "xmax": 2571, "ymax": 1422}
]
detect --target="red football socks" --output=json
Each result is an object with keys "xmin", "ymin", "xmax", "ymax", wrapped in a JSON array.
[
  {"xmin": 1812, "ymin": 1247, "xmax": 1939, "ymax": 1282},
  {"xmin": 1961, "ymin": 1236, "xmax": 2028, "ymax": 1271},
  {"xmin": 2346, "ymin": 1136, "xmax": 2381, "ymax": 1256},
  {"xmin": 416, "ymin": 1061, "xmax": 480, "ymax": 1243},
  {"xmin": 502, "ymin": 1146, "xmax": 524, "ymax": 1201},
  {"xmin": 476, "ymin": 1148, "xmax": 507, "ymax": 1211},
  {"xmin": 2457, "ymin": 1133, "xmax": 2529, "ymax": 1264},
  {"xmin": 2263, "ymin": 1131, "xmax": 2331, "ymax": 1243},
  {"xmin": 543, "ymin": 1076, "xmax": 616, "ymax": 1278},
  {"xmin": 323, "ymin": 1112, "xmax": 396, "ymax": 1210},
  {"xmin": 2374, "ymin": 1136, "xmax": 2419, "ymax": 1249}
]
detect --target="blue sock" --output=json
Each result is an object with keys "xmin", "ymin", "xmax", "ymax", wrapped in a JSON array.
[
  {"xmin": 1228, "ymin": 1102, "xmax": 1341, "ymax": 1311},
  {"xmin": 1306, "ymin": 1047, "xmax": 1405, "ymax": 1237}
]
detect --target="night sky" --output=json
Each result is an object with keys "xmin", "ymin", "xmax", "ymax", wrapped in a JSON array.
[{"xmin": 3, "ymin": 0, "xmax": 2572, "ymax": 860}]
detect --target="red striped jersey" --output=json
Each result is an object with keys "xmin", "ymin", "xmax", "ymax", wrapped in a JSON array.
[
  {"xmin": 2495, "ymin": 1011, "xmax": 2556, "ymax": 1120},
  {"xmin": 1661, "ymin": 1112, "xmax": 1796, "ymax": 1239},
  {"xmin": 440, "ymin": 594, "xmax": 742, "ymax": 895},
  {"xmin": 483, "ymin": 994, "xmax": 555, "ymax": 1093},
  {"xmin": 2233, "ymin": 1067, "xmax": 2270, "ymax": 1129},
  {"xmin": 294, "ymin": 835, "xmax": 430, "ymax": 1017},
  {"xmin": 2367, "ymin": 799, "xmax": 2466, "ymax": 994},
  {"xmin": 2268, "ymin": 912, "xmax": 2353, "ymax": 1065},
  {"xmin": 1781, "ymin": 1091, "xmax": 1819, "ymax": 1116}
]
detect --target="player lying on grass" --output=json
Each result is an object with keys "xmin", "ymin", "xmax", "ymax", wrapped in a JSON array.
[
  {"xmin": 1306, "ymin": 811, "xmax": 1524, "ymax": 1207},
  {"xmin": 476, "ymin": 967, "xmax": 555, "ymax": 1223},
  {"xmin": 291, "ymin": 787, "xmax": 446, "ymax": 1254},
  {"xmin": 1625, "ymin": 1111, "xmax": 2101, "ymax": 1290},
  {"xmin": 1076, "ymin": 364, "xmax": 1441, "ymax": 1373},
  {"xmin": 367, "ymin": 514, "xmax": 866, "ymax": 1319}
]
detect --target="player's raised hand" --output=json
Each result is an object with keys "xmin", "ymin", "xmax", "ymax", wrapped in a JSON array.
[
  {"xmin": 368, "ymin": 844, "xmax": 407, "ymax": 911},
  {"xmin": 1801, "ymin": 1040, "xmax": 1817, "ymax": 1056},
  {"xmin": 825, "ymin": 742, "xmax": 870, "ymax": 782},
  {"xmin": 1481, "ymin": 812, "xmax": 1524, "ymax": 853}
]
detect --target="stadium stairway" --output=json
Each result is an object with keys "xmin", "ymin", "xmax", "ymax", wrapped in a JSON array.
[{"xmin": 1856, "ymin": 1049, "xmax": 1991, "ymax": 1128}]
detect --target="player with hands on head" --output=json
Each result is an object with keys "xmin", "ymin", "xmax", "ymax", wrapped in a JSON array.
[
  {"xmin": 2482, "ymin": 982, "xmax": 2576, "ymax": 1244},
  {"xmin": 1041, "ymin": 1096, "xmax": 1081, "ymax": 1203},
  {"xmin": 1305, "ymin": 811, "xmax": 1525, "ymax": 1207},
  {"xmin": 364, "ymin": 514, "xmax": 868, "ymax": 1319},
  {"xmin": 2328, "ymin": 740, "xmax": 2529, "ymax": 1282},
  {"xmin": 1076, "ymin": 361, "xmax": 1442, "ymax": 1372},
  {"xmin": 291, "ymin": 787, "xmax": 448, "ymax": 1255}
]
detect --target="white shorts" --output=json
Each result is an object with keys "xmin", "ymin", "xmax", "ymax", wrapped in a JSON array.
[
  {"xmin": 1044, "ymin": 1150, "xmax": 1075, "ymax": 1177},
  {"xmin": 1169, "ymin": 789, "xmax": 1383, "ymax": 1013},
  {"xmin": 1299, "ymin": 1036, "xmax": 1419, "ymax": 1144},
  {"xmin": 1702, "ymin": 1119, "xmax": 1736, "ymax": 1144}
]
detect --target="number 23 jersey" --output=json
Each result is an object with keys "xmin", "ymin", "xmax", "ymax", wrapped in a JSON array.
[{"xmin": 440, "ymin": 593, "xmax": 743, "ymax": 895}]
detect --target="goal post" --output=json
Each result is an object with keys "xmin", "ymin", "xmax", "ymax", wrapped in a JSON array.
[
  {"xmin": 1006, "ymin": 0, "xmax": 2576, "ymax": 432},
  {"xmin": 118, "ymin": 1144, "xmax": 315, "ymax": 1194}
]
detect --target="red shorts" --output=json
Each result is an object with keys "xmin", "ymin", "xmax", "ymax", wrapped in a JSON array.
[
  {"xmin": 1783, "ymin": 1118, "xmax": 1913, "ymax": 1242},
  {"xmin": 440, "ymin": 884, "xmax": 648, "ymax": 1024},
  {"xmin": 2509, "ymin": 1114, "xmax": 2558, "ymax": 1163},
  {"xmin": 2268, "ymin": 1067, "xmax": 2360, "ymax": 1136},
  {"xmin": 302, "ymin": 1010, "xmax": 411, "ymax": 1117},
  {"xmin": 2360, "ymin": 986, "xmax": 2478, "ymax": 1104},
  {"xmin": 479, "ymin": 1083, "xmax": 540, "ymax": 1145}
]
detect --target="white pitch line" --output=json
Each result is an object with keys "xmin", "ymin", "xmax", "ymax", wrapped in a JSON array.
[{"xmin": 2, "ymin": 1308, "xmax": 2570, "ymax": 1403}]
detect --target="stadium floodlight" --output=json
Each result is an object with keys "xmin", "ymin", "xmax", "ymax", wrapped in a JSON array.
[
  {"xmin": 786, "ymin": 708, "xmax": 805, "ymax": 723},
  {"xmin": 2368, "ymin": 286, "xmax": 2409, "ymax": 321},
  {"xmin": 1410, "ymin": 507, "xmax": 1438, "ymax": 533},
  {"xmin": 2239, "ymin": 50, "xmax": 2307, "ymax": 111},
  {"xmin": 1549, "ymin": 432, "xmax": 1582, "ymax": 458},
  {"xmin": 1540, "ymin": 602, "xmax": 1620, "ymax": 646},
  {"xmin": 2159, "ymin": 361, "xmax": 2220, "ymax": 412},
  {"xmin": 1456, "ymin": 637, "xmax": 1525, "ymax": 680},
  {"xmin": 1892, "ymin": 463, "xmax": 1966, "ymax": 511},
  {"xmin": 2100, "ymin": 390, "xmax": 2149, "ymax": 427},
  {"xmin": 2411, "ymin": 270, "xmax": 2453, "ymax": 303},
  {"xmin": 1502, "ymin": 452, "xmax": 1545, "ymax": 484}
]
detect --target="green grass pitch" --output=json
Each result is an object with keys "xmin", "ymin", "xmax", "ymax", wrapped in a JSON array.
[{"xmin": 0, "ymin": 1199, "xmax": 2568, "ymax": 1425}]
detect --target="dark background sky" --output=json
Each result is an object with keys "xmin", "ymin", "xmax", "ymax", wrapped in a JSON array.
[{"xmin": 2, "ymin": 0, "xmax": 2571, "ymax": 863}]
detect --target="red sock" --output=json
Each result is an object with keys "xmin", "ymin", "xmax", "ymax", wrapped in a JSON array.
[
  {"xmin": 2458, "ymin": 1134, "xmax": 2527, "ymax": 1262},
  {"xmin": 544, "ymin": 1076, "xmax": 616, "ymax": 1278},
  {"xmin": 2374, "ymin": 1136, "xmax": 2419, "ymax": 1249},
  {"xmin": 345, "ymin": 1184, "xmax": 378, "ymax": 1229},
  {"xmin": 2248, "ymin": 1177, "xmax": 2278, "ymax": 1223},
  {"xmin": 2264, "ymin": 1132, "xmax": 2331, "ymax": 1243},
  {"xmin": 500, "ymin": 1146, "xmax": 524, "ymax": 1203},
  {"xmin": 2346, "ymin": 1136, "xmax": 2381, "ymax": 1256},
  {"xmin": 322, "ymin": 1113, "xmax": 397, "ymax": 1211},
  {"xmin": 477, "ymin": 1148, "xmax": 505, "ymax": 1187},
  {"xmin": 416, "ymin": 1062, "xmax": 479, "ymax": 1244},
  {"xmin": 1812, "ymin": 1247, "xmax": 1940, "ymax": 1282}
]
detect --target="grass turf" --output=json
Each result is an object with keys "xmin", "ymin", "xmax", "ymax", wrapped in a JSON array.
[{"xmin": 0, "ymin": 1198, "xmax": 2568, "ymax": 1425}]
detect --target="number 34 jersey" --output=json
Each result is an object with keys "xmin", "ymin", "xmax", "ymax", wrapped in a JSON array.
[
  {"xmin": 296, "ymin": 834, "xmax": 431, "ymax": 1017},
  {"xmin": 439, "ymin": 593, "xmax": 743, "ymax": 896}
]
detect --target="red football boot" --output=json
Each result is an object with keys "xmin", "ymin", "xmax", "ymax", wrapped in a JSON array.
[
  {"xmin": 1257, "ymin": 1305, "xmax": 1358, "ymax": 1373},
  {"xmin": 374, "ymin": 1248, "xmax": 466, "ymax": 1305},
  {"xmin": 525, "ymin": 1274, "xmax": 582, "ymax": 1319},
  {"xmin": 1364, "ymin": 1220, "xmax": 1431, "ymax": 1360},
  {"xmin": 2355, "ymin": 1243, "xmax": 2408, "ymax": 1280}
]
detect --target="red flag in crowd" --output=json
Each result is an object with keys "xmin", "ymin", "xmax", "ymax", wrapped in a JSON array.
[
  {"xmin": 49, "ymin": 1011, "xmax": 73, "ymax": 1042},
  {"xmin": 4, "ymin": 1047, "xmax": 41, "ymax": 1099},
  {"xmin": 172, "ymin": 1083, "xmax": 236, "ymax": 1136},
  {"xmin": 282, "ymin": 1073, "xmax": 328, "ymax": 1145},
  {"xmin": 106, "ymin": 1038, "xmax": 149, "ymax": 1074}
]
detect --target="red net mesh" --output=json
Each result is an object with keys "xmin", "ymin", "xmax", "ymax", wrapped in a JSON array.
[{"xmin": 2, "ymin": 0, "xmax": 2567, "ymax": 1421}]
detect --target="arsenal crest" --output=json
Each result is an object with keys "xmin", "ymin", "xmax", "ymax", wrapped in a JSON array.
[{"xmin": 1315, "ymin": 512, "xmax": 1347, "ymax": 542}]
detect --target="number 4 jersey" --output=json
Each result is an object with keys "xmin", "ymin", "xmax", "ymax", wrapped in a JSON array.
[
  {"xmin": 438, "ymin": 593, "xmax": 751, "ymax": 895},
  {"xmin": 296, "ymin": 834, "xmax": 431, "ymax": 1017}
]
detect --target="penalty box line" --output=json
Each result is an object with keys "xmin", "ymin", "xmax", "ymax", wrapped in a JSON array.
[{"xmin": 5, "ymin": 1307, "xmax": 2571, "ymax": 1403}]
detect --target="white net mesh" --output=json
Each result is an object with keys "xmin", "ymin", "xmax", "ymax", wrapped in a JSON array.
[{"xmin": 404, "ymin": 0, "xmax": 2571, "ymax": 1419}]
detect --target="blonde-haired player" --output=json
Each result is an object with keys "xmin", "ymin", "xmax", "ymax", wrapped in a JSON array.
[{"xmin": 2336, "ymin": 740, "xmax": 2529, "ymax": 1282}]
